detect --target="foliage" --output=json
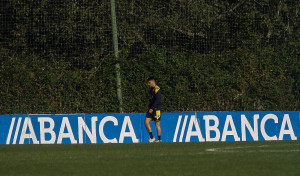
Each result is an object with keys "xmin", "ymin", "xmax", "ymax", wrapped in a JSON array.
[{"xmin": 0, "ymin": 0, "xmax": 299, "ymax": 113}]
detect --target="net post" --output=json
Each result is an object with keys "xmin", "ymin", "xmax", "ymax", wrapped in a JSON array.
[{"xmin": 110, "ymin": 0, "xmax": 123, "ymax": 113}]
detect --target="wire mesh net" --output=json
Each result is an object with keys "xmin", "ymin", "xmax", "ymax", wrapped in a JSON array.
[{"xmin": 0, "ymin": 0, "xmax": 300, "ymax": 114}]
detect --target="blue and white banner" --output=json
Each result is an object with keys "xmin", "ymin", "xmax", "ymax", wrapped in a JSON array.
[{"xmin": 0, "ymin": 112, "xmax": 299, "ymax": 144}]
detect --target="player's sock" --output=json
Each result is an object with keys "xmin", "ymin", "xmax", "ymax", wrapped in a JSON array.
[
  {"xmin": 158, "ymin": 135, "xmax": 161, "ymax": 140},
  {"xmin": 149, "ymin": 132, "xmax": 153, "ymax": 139}
]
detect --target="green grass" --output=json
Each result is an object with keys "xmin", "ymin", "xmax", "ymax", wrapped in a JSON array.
[{"xmin": 0, "ymin": 141, "xmax": 299, "ymax": 176}]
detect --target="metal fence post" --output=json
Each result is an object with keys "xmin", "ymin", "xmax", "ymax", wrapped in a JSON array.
[{"xmin": 110, "ymin": 0, "xmax": 123, "ymax": 112}]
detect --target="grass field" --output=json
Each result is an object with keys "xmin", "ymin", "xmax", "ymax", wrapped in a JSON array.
[{"xmin": 0, "ymin": 140, "xmax": 299, "ymax": 176}]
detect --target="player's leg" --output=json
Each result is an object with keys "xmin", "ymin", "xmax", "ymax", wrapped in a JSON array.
[
  {"xmin": 155, "ymin": 110, "xmax": 162, "ymax": 142},
  {"xmin": 155, "ymin": 120, "xmax": 161, "ymax": 142},
  {"xmin": 144, "ymin": 117, "xmax": 152, "ymax": 133},
  {"xmin": 145, "ymin": 114, "xmax": 155, "ymax": 142}
]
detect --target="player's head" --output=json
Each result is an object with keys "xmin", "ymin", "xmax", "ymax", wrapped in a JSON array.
[{"xmin": 147, "ymin": 77, "xmax": 156, "ymax": 87}]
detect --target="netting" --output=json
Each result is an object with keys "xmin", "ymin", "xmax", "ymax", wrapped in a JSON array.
[{"xmin": 1, "ymin": 0, "xmax": 300, "ymax": 114}]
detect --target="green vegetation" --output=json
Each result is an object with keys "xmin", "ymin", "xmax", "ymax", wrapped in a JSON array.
[
  {"xmin": 0, "ymin": 0, "xmax": 300, "ymax": 113},
  {"xmin": 0, "ymin": 141, "xmax": 299, "ymax": 176}
]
